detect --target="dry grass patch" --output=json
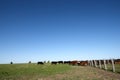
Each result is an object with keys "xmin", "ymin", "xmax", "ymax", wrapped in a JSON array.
[{"xmin": 41, "ymin": 66, "xmax": 120, "ymax": 80}]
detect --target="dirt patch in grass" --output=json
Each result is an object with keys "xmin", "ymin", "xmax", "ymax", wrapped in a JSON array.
[{"xmin": 40, "ymin": 66, "xmax": 120, "ymax": 80}]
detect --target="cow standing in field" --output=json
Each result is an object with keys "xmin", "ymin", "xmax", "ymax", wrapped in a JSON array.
[
  {"xmin": 58, "ymin": 61, "xmax": 64, "ymax": 64},
  {"xmin": 70, "ymin": 61, "xmax": 78, "ymax": 66},
  {"xmin": 99, "ymin": 60, "xmax": 104, "ymax": 65},
  {"xmin": 114, "ymin": 59, "xmax": 120, "ymax": 64},
  {"xmin": 51, "ymin": 61, "xmax": 58, "ymax": 65},
  {"xmin": 78, "ymin": 61, "xmax": 88, "ymax": 66},
  {"xmin": 64, "ymin": 61, "xmax": 71, "ymax": 64},
  {"xmin": 37, "ymin": 62, "xmax": 44, "ymax": 65}
]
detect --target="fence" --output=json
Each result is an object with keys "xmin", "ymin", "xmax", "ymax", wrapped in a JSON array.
[{"xmin": 88, "ymin": 59, "xmax": 120, "ymax": 73}]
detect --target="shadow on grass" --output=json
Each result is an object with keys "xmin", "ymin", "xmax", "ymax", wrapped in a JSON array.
[{"xmin": 116, "ymin": 72, "xmax": 120, "ymax": 74}]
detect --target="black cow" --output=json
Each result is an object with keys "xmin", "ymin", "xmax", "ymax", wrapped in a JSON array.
[
  {"xmin": 58, "ymin": 61, "xmax": 63, "ymax": 64},
  {"xmin": 51, "ymin": 61, "xmax": 58, "ymax": 65},
  {"xmin": 64, "ymin": 61, "xmax": 71, "ymax": 64},
  {"xmin": 37, "ymin": 62, "xmax": 44, "ymax": 65}
]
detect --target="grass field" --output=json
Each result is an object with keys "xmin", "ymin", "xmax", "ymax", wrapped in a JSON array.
[{"xmin": 0, "ymin": 63, "xmax": 120, "ymax": 80}]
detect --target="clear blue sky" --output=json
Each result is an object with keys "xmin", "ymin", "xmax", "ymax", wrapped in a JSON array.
[{"xmin": 0, "ymin": 0, "xmax": 120, "ymax": 63}]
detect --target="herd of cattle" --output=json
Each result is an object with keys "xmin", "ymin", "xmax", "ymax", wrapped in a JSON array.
[
  {"xmin": 37, "ymin": 59, "xmax": 120, "ymax": 66},
  {"xmin": 10, "ymin": 59, "xmax": 120, "ymax": 66},
  {"xmin": 37, "ymin": 61, "xmax": 88, "ymax": 66}
]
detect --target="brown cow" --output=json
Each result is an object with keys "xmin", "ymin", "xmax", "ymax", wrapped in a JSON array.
[
  {"xmin": 114, "ymin": 59, "xmax": 120, "ymax": 64},
  {"xmin": 79, "ymin": 61, "xmax": 88, "ymax": 66},
  {"xmin": 70, "ymin": 61, "xmax": 78, "ymax": 66}
]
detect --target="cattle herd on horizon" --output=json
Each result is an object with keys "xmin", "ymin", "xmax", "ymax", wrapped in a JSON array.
[
  {"xmin": 10, "ymin": 59, "xmax": 120, "ymax": 66},
  {"xmin": 36, "ymin": 60, "xmax": 89, "ymax": 66},
  {"xmin": 36, "ymin": 59, "xmax": 120, "ymax": 66},
  {"xmin": 9, "ymin": 59, "xmax": 120, "ymax": 73}
]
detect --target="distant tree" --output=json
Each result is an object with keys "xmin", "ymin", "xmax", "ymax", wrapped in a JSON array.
[
  {"xmin": 47, "ymin": 60, "xmax": 50, "ymax": 63},
  {"xmin": 44, "ymin": 61, "xmax": 46, "ymax": 63},
  {"xmin": 29, "ymin": 61, "xmax": 31, "ymax": 64},
  {"xmin": 10, "ymin": 61, "xmax": 13, "ymax": 64}
]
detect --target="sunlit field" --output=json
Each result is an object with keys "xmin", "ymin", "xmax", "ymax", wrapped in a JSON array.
[
  {"xmin": 0, "ymin": 63, "xmax": 71, "ymax": 80},
  {"xmin": 0, "ymin": 63, "xmax": 120, "ymax": 80}
]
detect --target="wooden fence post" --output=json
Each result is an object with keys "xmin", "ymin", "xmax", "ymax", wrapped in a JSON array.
[
  {"xmin": 87, "ymin": 60, "xmax": 90, "ymax": 66},
  {"xmin": 111, "ymin": 59, "xmax": 115, "ymax": 72},
  {"xmin": 88, "ymin": 61, "xmax": 91, "ymax": 66},
  {"xmin": 94, "ymin": 60, "xmax": 97, "ymax": 67},
  {"xmin": 90, "ymin": 60, "xmax": 92, "ymax": 66},
  {"xmin": 91, "ymin": 60, "xmax": 94, "ymax": 67},
  {"xmin": 104, "ymin": 60, "xmax": 107, "ymax": 70},
  {"xmin": 99, "ymin": 60, "xmax": 102, "ymax": 69}
]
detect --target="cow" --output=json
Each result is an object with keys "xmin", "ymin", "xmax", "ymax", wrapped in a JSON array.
[
  {"xmin": 64, "ymin": 61, "xmax": 71, "ymax": 64},
  {"xmin": 51, "ymin": 61, "xmax": 58, "ymax": 65},
  {"xmin": 95, "ymin": 60, "xmax": 99, "ymax": 65},
  {"xmin": 99, "ymin": 60, "xmax": 104, "ymax": 65},
  {"xmin": 58, "ymin": 61, "xmax": 64, "ymax": 64},
  {"xmin": 78, "ymin": 61, "xmax": 88, "ymax": 66},
  {"xmin": 77, "ymin": 61, "xmax": 81, "ymax": 66},
  {"xmin": 37, "ymin": 62, "xmax": 44, "ymax": 65},
  {"xmin": 70, "ymin": 60, "xmax": 78, "ymax": 66},
  {"xmin": 114, "ymin": 59, "xmax": 120, "ymax": 64}
]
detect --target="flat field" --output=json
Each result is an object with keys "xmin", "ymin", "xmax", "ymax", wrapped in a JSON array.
[{"xmin": 0, "ymin": 63, "xmax": 120, "ymax": 80}]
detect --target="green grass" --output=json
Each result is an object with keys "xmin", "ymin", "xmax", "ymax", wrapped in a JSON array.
[
  {"xmin": 107, "ymin": 64, "xmax": 120, "ymax": 73},
  {"xmin": 0, "ymin": 63, "xmax": 72, "ymax": 80},
  {"xmin": 0, "ymin": 63, "xmax": 120, "ymax": 80}
]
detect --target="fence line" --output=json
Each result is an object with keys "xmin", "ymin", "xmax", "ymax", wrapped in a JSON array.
[{"xmin": 88, "ymin": 59, "xmax": 118, "ymax": 73}]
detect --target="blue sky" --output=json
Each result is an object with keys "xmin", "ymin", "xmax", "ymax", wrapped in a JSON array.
[{"xmin": 0, "ymin": 0, "xmax": 120, "ymax": 63}]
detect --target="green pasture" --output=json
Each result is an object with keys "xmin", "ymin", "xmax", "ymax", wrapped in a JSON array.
[
  {"xmin": 0, "ymin": 63, "xmax": 72, "ymax": 80},
  {"xmin": 0, "ymin": 63, "xmax": 120, "ymax": 80}
]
